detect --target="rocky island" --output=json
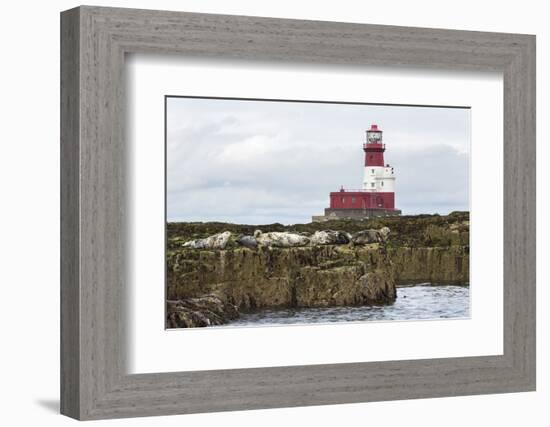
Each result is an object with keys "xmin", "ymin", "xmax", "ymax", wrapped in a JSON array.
[{"xmin": 166, "ymin": 211, "xmax": 469, "ymax": 328}]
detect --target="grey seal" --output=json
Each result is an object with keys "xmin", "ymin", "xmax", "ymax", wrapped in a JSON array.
[
  {"xmin": 183, "ymin": 231, "xmax": 232, "ymax": 250},
  {"xmin": 351, "ymin": 227, "xmax": 390, "ymax": 245},
  {"xmin": 253, "ymin": 230, "xmax": 310, "ymax": 248},
  {"xmin": 310, "ymin": 230, "xmax": 351, "ymax": 245},
  {"xmin": 237, "ymin": 235, "xmax": 258, "ymax": 249}
]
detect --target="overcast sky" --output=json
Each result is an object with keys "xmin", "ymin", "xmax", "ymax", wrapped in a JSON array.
[{"xmin": 166, "ymin": 97, "xmax": 470, "ymax": 224}]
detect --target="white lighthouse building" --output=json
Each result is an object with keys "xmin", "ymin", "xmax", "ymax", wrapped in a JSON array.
[{"xmin": 312, "ymin": 123, "xmax": 401, "ymax": 221}]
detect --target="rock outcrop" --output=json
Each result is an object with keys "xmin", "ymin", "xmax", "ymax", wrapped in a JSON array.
[
  {"xmin": 388, "ymin": 246, "xmax": 469, "ymax": 284},
  {"xmin": 167, "ymin": 244, "xmax": 396, "ymax": 312},
  {"xmin": 166, "ymin": 295, "xmax": 239, "ymax": 328},
  {"xmin": 166, "ymin": 212, "xmax": 469, "ymax": 327}
]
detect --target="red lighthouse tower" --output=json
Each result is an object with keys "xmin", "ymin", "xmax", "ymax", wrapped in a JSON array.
[
  {"xmin": 363, "ymin": 124, "xmax": 385, "ymax": 167},
  {"xmin": 313, "ymin": 124, "xmax": 401, "ymax": 221}
]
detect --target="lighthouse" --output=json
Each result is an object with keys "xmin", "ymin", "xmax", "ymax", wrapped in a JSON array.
[
  {"xmin": 312, "ymin": 124, "xmax": 401, "ymax": 222},
  {"xmin": 362, "ymin": 124, "xmax": 396, "ymax": 199}
]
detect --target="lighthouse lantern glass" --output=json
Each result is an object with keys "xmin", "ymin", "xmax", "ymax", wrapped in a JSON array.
[{"xmin": 367, "ymin": 131, "xmax": 382, "ymax": 143}]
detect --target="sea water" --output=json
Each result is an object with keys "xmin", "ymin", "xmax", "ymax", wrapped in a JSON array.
[{"xmin": 226, "ymin": 284, "xmax": 469, "ymax": 327}]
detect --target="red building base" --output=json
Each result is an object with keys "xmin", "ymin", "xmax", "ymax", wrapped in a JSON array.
[{"xmin": 329, "ymin": 190, "xmax": 396, "ymax": 210}]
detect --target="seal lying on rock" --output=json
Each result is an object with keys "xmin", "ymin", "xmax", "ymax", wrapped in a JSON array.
[
  {"xmin": 351, "ymin": 227, "xmax": 390, "ymax": 245},
  {"xmin": 183, "ymin": 231, "xmax": 232, "ymax": 250},
  {"xmin": 310, "ymin": 230, "xmax": 351, "ymax": 245},
  {"xmin": 237, "ymin": 235, "xmax": 258, "ymax": 249},
  {"xmin": 254, "ymin": 230, "xmax": 310, "ymax": 247}
]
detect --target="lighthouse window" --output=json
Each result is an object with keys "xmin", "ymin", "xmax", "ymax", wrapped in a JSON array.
[
  {"xmin": 341, "ymin": 197, "xmax": 345, "ymax": 204},
  {"xmin": 371, "ymin": 183, "xmax": 375, "ymax": 188},
  {"xmin": 381, "ymin": 181, "xmax": 384, "ymax": 187},
  {"xmin": 371, "ymin": 169, "xmax": 375, "ymax": 174},
  {"xmin": 352, "ymin": 197, "xmax": 356, "ymax": 204}
]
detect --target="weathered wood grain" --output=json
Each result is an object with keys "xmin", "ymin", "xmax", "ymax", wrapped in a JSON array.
[
  {"xmin": 60, "ymin": 6, "xmax": 536, "ymax": 420},
  {"xmin": 60, "ymin": 7, "xmax": 80, "ymax": 419}
]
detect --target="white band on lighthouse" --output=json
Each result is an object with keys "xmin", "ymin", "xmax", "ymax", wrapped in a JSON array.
[{"xmin": 363, "ymin": 165, "xmax": 395, "ymax": 192}]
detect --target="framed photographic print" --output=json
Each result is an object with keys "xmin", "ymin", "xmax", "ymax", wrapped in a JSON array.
[
  {"xmin": 164, "ymin": 97, "xmax": 471, "ymax": 330},
  {"xmin": 61, "ymin": 5, "xmax": 536, "ymax": 420}
]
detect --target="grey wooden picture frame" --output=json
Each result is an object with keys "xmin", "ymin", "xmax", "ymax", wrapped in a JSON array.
[{"xmin": 60, "ymin": 5, "xmax": 536, "ymax": 421}]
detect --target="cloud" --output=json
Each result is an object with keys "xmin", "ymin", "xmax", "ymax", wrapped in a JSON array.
[{"xmin": 166, "ymin": 98, "xmax": 470, "ymax": 224}]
